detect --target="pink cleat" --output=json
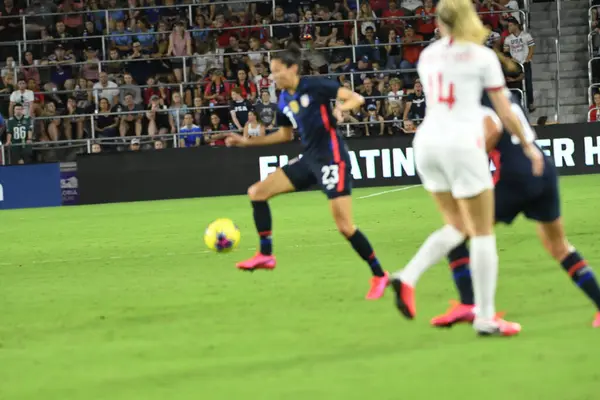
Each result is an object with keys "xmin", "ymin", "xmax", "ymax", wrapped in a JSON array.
[
  {"xmin": 236, "ymin": 253, "xmax": 276, "ymax": 271},
  {"xmin": 430, "ymin": 300, "xmax": 476, "ymax": 328},
  {"xmin": 475, "ymin": 317, "xmax": 521, "ymax": 337},
  {"xmin": 593, "ymin": 312, "xmax": 600, "ymax": 328},
  {"xmin": 366, "ymin": 272, "xmax": 389, "ymax": 300}
]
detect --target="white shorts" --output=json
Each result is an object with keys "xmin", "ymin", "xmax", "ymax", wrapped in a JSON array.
[{"xmin": 414, "ymin": 135, "xmax": 493, "ymax": 199}]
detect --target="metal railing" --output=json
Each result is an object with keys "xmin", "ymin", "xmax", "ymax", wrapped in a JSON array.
[{"xmin": 555, "ymin": 0, "xmax": 562, "ymax": 122}]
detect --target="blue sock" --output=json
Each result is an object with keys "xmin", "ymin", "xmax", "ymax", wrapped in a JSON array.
[
  {"xmin": 561, "ymin": 251, "xmax": 600, "ymax": 311},
  {"xmin": 347, "ymin": 229, "xmax": 385, "ymax": 277},
  {"xmin": 251, "ymin": 201, "xmax": 272, "ymax": 255},
  {"xmin": 447, "ymin": 241, "xmax": 474, "ymax": 305}
]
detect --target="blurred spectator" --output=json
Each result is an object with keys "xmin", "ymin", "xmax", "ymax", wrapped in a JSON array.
[
  {"xmin": 204, "ymin": 69, "xmax": 230, "ymax": 107},
  {"xmin": 359, "ymin": 77, "xmax": 381, "ymax": 114},
  {"xmin": 479, "ymin": 0, "xmax": 502, "ymax": 31},
  {"xmin": 382, "ymin": 1, "xmax": 406, "ymax": 33},
  {"xmin": 314, "ymin": 7, "xmax": 338, "ymax": 47},
  {"xmin": 40, "ymin": 101, "xmax": 61, "ymax": 142},
  {"xmin": 119, "ymin": 72, "xmax": 143, "ymax": 105},
  {"xmin": 168, "ymin": 91, "xmax": 188, "ymax": 133},
  {"xmin": 130, "ymin": 137, "xmax": 141, "ymax": 151},
  {"xmin": 402, "ymin": 119, "xmax": 416, "ymax": 134},
  {"xmin": 243, "ymin": 110, "xmax": 266, "ymax": 138},
  {"xmin": 6, "ymin": 103, "xmax": 33, "ymax": 164},
  {"xmin": 111, "ymin": 20, "xmax": 133, "ymax": 55},
  {"xmin": 272, "ymin": 6, "xmax": 294, "ymax": 47},
  {"xmin": 386, "ymin": 77, "xmax": 405, "ymax": 115},
  {"xmin": 0, "ymin": 0, "xmax": 24, "ymax": 58},
  {"xmin": 229, "ymin": 87, "xmax": 252, "ymax": 132},
  {"xmin": 588, "ymin": 93, "xmax": 600, "ymax": 122},
  {"xmin": 145, "ymin": 94, "xmax": 170, "ymax": 136},
  {"xmin": 497, "ymin": 0, "xmax": 520, "ymax": 23},
  {"xmin": 235, "ymin": 69, "xmax": 258, "ymax": 102},
  {"xmin": 358, "ymin": 2, "xmax": 377, "ymax": 35},
  {"xmin": 337, "ymin": 109, "xmax": 361, "ymax": 137},
  {"xmin": 401, "ymin": 0, "xmax": 424, "ymax": 12},
  {"xmin": 93, "ymin": 72, "xmax": 120, "ymax": 106},
  {"xmin": 224, "ymin": 34, "xmax": 246, "ymax": 79},
  {"xmin": 127, "ymin": 41, "xmax": 153, "ymax": 90},
  {"xmin": 47, "ymin": 44, "xmax": 75, "ymax": 89},
  {"xmin": 399, "ymin": 25, "xmax": 424, "ymax": 87},
  {"xmin": 64, "ymin": 97, "xmax": 85, "ymax": 140},
  {"xmin": 301, "ymin": 34, "xmax": 328, "ymax": 74},
  {"xmin": 403, "ymin": 80, "xmax": 425, "ymax": 125},
  {"xmin": 386, "ymin": 102, "xmax": 405, "ymax": 135},
  {"xmin": 191, "ymin": 14, "xmax": 209, "ymax": 43},
  {"xmin": 117, "ymin": 93, "xmax": 143, "ymax": 137},
  {"xmin": 0, "ymin": 72, "xmax": 14, "ymax": 116},
  {"xmin": 247, "ymin": 36, "xmax": 267, "ymax": 67},
  {"xmin": 179, "ymin": 112, "xmax": 203, "ymax": 147},
  {"xmin": 204, "ymin": 112, "xmax": 228, "ymax": 146},
  {"xmin": 364, "ymin": 104, "xmax": 385, "ymax": 136},
  {"xmin": 81, "ymin": 21, "xmax": 103, "ymax": 53},
  {"xmin": 503, "ymin": 17, "xmax": 535, "ymax": 111},
  {"xmin": 153, "ymin": 139, "xmax": 164, "ymax": 150},
  {"xmin": 415, "ymin": 0, "xmax": 436, "ymax": 40},
  {"xmin": 168, "ymin": 21, "xmax": 192, "ymax": 83},
  {"xmin": 10, "ymin": 77, "xmax": 35, "ymax": 117},
  {"xmin": 348, "ymin": 55, "xmax": 374, "ymax": 88},
  {"xmin": 94, "ymin": 97, "xmax": 119, "ymax": 138},
  {"xmin": 59, "ymin": 0, "xmax": 84, "ymax": 37},
  {"xmin": 105, "ymin": 48, "xmax": 124, "ymax": 83},
  {"xmin": 135, "ymin": 19, "xmax": 156, "ymax": 53},
  {"xmin": 251, "ymin": 61, "xmax": 276, "ymax": 102},
  {"xmin": 81, "ymin": 48, "xmax": 101, "ymax": 83},
  {"xmin": 254, "ymin": 90, "xmax": 277, "ymax": 128},
  {"xmin": 91, "ymin": 142, "xmax": 102, "ymax": 153},
  {"xmin": 358, "ymin": 26, "xmax": 379, "ymax": 65},
  {"xmin": 21, "ymin": 51, "xmax": 40, "ymax": 86},
  {"xmin": 384, "ymin": 29, "xmax": 402, "ymax": 70}
]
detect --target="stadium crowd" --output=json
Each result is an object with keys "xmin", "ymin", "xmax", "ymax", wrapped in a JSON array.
[{"xmin": 0, "ymin": 0, "xmax": 527, "ymax": 164}]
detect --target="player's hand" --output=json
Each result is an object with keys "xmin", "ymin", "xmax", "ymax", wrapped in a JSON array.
[
  {"xmin": 225, "ymin": 133, "xmax": 248, "ymax": 148},
  {"xmin": 524, "ymin": 143, "xmax": 544, "ymax": 176},
  {"xmin": 333, "ymin": 106, "xmax": 344, "ymax": 123}
]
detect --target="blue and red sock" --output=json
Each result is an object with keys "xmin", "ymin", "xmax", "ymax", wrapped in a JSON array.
[
  {"xmin": 252, "ymin": 201, "xmax": 272, "ymax": 256},
  {"xmin": 561, "ymin": 251, "xmax": 600, "ymax": 311},
  {"xmin": 447, "ymin": 241, "xmax": 474, "ymax": 305},
  {"xmin": 347, "ymin": 229, "xmax": 385, "ymax": 277}
]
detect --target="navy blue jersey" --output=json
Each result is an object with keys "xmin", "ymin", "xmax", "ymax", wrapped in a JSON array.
[
  {"xmin": 277, "ymin": 77, "xmax": 346, "ymax": 160},
  {"xmin": 481, "ymin": 91, "xmax": 553, "ymax": 182}
]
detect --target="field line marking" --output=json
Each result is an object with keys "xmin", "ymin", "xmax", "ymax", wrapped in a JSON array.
[{"xmin": 358, "ymin": 185, "xmax": 421, "ymax": 199}]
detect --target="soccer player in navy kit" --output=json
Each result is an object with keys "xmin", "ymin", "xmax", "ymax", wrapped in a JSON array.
[
  {"xmin": 225, "ymin": 43, "xmax": 389, "ymax": 299},
  {"xmin": 431, "ymin": 90, "xmax": 600, "ymax": 328}
]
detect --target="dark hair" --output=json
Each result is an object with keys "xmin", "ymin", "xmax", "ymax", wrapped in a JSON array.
[
  {"xmin": 13, "ymin": 102, "xmax": 23, "ymax": 108},
  {"xmin": 537, "ymin": 116, "xmax": 548, "ymax": 126},
  {"xmin": 272, "ymin": 42, "xmax": 302, "ymax": 67}
]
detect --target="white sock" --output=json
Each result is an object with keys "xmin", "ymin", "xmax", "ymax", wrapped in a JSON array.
[
  {"xmin": 394, "ymin": 225, "xmax": 465, "ymax": 287},
  {"xmin": 470, "ymin": 235, "xmax": 498, "ymax": 321}
]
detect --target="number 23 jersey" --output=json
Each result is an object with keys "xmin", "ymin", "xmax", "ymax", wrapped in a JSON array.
[
  {"xmin": 416, "ymin": 36, "xmax": 506, "ymax": 147},
  {"xmin": 276, "ymin": 77, "xmax": 348, "ymax": 162}
]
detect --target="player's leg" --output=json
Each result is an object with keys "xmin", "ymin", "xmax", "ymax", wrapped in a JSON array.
[
  {"xmin": 536, "ymin": 219, "xmax": 600, "ymax": 327},
  {"xmin": 329, "ymin": 195, "xmax": 389, "ymax": 299},
  {"xmin": 236, "ymin": 158, "xmax": 314, "ymax": 271}
]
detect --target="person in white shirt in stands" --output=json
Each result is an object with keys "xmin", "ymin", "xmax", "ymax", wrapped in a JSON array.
[
  {"xmin": 401, "ymin": 0, "xmax": 424, "ymax": 12},
  {"xmin": 389, "ymin": 0, "xmax": 543, "ymax": 337},
  {"xmin": 386, "ymin": 77, "xmax": 405, "ymax": 115},
  {"xmin": 243, "ymin": 110, "xmax": 266, "ymax": 139},
  {"xmin": 9, "ymin": 77, "xmax": 36, "ymax": 118},
  {"xmin": 496, "ymin": 0, "xmax": 521, "ymax": 22},
  {"xmin": 93, "ymin": 71, "xmax": 120, "ymax": 107},
  {"xmin": 504, "ymin": 17, "xmax": 536, "ymax": 112}
]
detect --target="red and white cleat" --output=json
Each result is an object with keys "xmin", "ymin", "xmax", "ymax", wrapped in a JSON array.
[
  {"xmin": 390, "ymin": 277, "xmax": 416, "ymax": 319},
  {"xmin": 474, "ymin": 317, "xmax": 521, "ymax": 337},
  {"xmin": 236, "ymin": 253, "xmax": 276, "ymax": 271},
  {"xmin": 592, "ymin": 312, "xmax": 600, "ymax": 328},
  {"xmin": 365, "ymin": 272, "xmax": 389, "ymax": 300},
  {"xmin": 430, "ymin": 300, "xmax": 475, "ymax": 328}
]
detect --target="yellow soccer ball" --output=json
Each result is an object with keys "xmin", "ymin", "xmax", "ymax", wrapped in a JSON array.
[{"xmin": 204, "ymin": 218, "xmax": 241, "ymax": 253}]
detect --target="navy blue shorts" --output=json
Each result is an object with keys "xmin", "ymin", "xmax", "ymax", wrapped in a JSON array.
[
  {"xmin": 495, "ymin": 161, "xmax": 560, "ymax": 224},
  {"xmin": 281, "ymin": 155, "xmax": 352, "ymax": 199}
]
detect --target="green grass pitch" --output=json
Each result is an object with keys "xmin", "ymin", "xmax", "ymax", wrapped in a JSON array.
[{"xmin": 2, "ymin": 175, "xmax": 600, "ymax": 400}]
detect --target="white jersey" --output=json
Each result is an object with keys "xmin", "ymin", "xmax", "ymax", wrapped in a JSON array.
[
  {"xmin": 417, "ymin": 36, "xmax": 506, "ymax": 147},
  {"xmin": 247, "ymin": 122, "xmax": 262, "ymax": 137}
]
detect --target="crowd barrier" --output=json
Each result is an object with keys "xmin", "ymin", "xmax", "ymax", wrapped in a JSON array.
[{"xmin": 0, "ymin": 122, "xmax": 596, "ymax": 210}]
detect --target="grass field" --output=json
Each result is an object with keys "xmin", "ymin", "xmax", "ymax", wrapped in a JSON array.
[{"xmin": 2, "ymin": 174, "xmax": 600, "ymax": 400}]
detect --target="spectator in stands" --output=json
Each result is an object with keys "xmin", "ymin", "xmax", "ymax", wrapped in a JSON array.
[
  {"xmin": 400, "ymin": 0, "xmax": 423, "ymax": 13},
  {"xmin": 105, "ymin": 48, "xmax": 124, "ymax": 83},
  {"xmin": 81, "ymin": 21, "xmax": 103, "ymax": 53},
  {"xmin": 168, "ymin": 21, "xmax": 192, "ymax": 83},
  {"xmin": 93, "ymin": 71, "xmax": 120, "ymax": 107},
  {"xmin": 224, "ymin": 34, "xmax": 246, "ymax": 80},
  {"xmin": 364, "ymin": 104, "xmax": 385, "ymax": 136},
  {"xmin": 349, "ymin": 55, "xmax": 373, "ymax": 88},
  {"xmin": 127, "ymin": 41, "xmax": 153, "ymax": 90},
  {"xmin": 52, "ymin": 21, "xmax": 73, "ymax": 53},
  {"xmin": 403, "ymin": 80, "xmax": 425, "ymax": 125},
  {"xmin": 111, "ymin": 20, "xmax": 133, "ymax": 56},
  {"xmin": 301, "ymin": 34, "xmax": 329, "ymax": 74},
  {"xmin": 386, "ymin": 77, "xmax": 405, "ymax": 115},
  {"xmin": 386, "ymin": 102, "xmax": 405, "ymax": 135},
  {"xmin": 146, "ymin": 94, "xmax": 170, "ymax": 136},
  {"xmin": 179, "ymin": 112, "xmax": 203, "ymax": 147},
  {"xmin": 399, "ymin": 25, "xmax": 424, "ymax": 87},
  {"xmin": 64, "ymin": 97, "xmax": 85, "ymax": 140},
  {"xmin": 338, "ymin": 109, "xmax": 361, "ymax": 137},
  {"xmin": 247, "ymin": 36, "xmax": 267, "ymax": 67},
  {"xmin": 358, "ymin": 2, "xmax": 377, "ymax": 35},
  {"xmin": 41, "ymin": 101, "xmax": 61, "ymax": 142},
  {"xmin": 94, "ymin": 97, "xmax": 119, "ymax": 138},
  {"xmin": 91, "ymin": 142, "xmax": 102, "ymax": 153},
  {"xmin": 21, "ymin": 51, "xmax": 40, "ymax": 86},
  {"xmin": 360, "ymin": 77, "xmax": 381, "ymax": 115},
  {"xmin": 243, "ymin": 110, "xmax": 265, "ymax": 138},
  {"xmin": 497, "ymin": 0, "xmax": 520, "ymax": 23},
  {"xmin": 272, "ymin": 6, "xmax": 294, "ymax": 47},
  {"xmin": 358, "ymin": 26, "xmax": 380, "ymax": 65},
  {"xmin": 588, "ymin": 92, "xmax": 600, "ymax": 122},
  {"xmin": 47, "ymin": 44, "xmax": 75, "ymax": 89},
  {"xmin": 10, "ymin": 77, "xmax": 35, "ymax": 117},
  {"xmin": 191, "ymin": 13, "xmax": 209, "ymax": 43},
  {"xmin": 129, "ymin": 137, "xmax": 141, "ymax": 151},
  {"xmin": 59, "ymin": 0, "xmax": 84, "ymax": 37},
  {"xmin": 384, "ymin": 29, "xmax": 402, "ymax": 70},
  {"xmin": 504, "ymin": 17, "xmax": 535, "ymax": 112},
  {"xmin": 118, "ymin": 93, "xmax": 144, "ymax": 137},
  {"xmin": 204, "ymin": 112, "xmax": 228, "ymax": 146},
  {"xmin": 328, "ymin": 37, "xmax": 352, "ymax": 74},
  {"xmin": 29, "ymin": 79, "xmax": 43, "ymax": 105},
  {"xmin": 119, "ymin": 72, "xmax": 143, "ymax": 105},
  {"xmin": 168, "ymin": 91, "xmax": 188, "ymax": 133},
  {"xmin": 153, "ymin": 139, "xmax": 164, "ymax": 150},
  {"xmin": 190, "ymin": 96, "xmax": 204, "ymax": 126},
  {"xmin": 135, "ymin": 19, "xmax": 156, "ymax": 54},
  {"xmin": 204, "ymin": 69, "xmax": 230, "ymax": 107},
  {"xmin": 299, "ymin": 9, "xmax": 316, "ymax": 39},
  {"xmin": 81, "ymin": 48, "xmax": 101, "ymax": 83},
  {"xmin": 479, "ymin": 0, "xmax": 502, "ymax": 31},
  {"xmin": 415, "ymin": 0, "xmax": 436, "ymax": 40},
  {"xmin": 254, "ymin": 90, "xmax": 277, "ymax": 129},
  {"xmin": 229, "ymin": 87, "xmax": 251, "ymax": 132},
  {"xmin": 382, "ymin": 0, "xmax": 405, "ymax": 33},
  {"xmin": 235, "ymin": 69, "xmax": 258, "ymax": 102},
  {"xmin": 314, "ymin": 7, "xmax": 338, "ymax": 47}
]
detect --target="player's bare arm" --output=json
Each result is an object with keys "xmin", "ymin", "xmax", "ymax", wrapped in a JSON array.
[
  {"xmin": 333, "ymin": 88, "xmax": 365, "ymax": 121},
  {"xmin": 225, "ymin": 126, "xmax": 294, "ymax": 148}
]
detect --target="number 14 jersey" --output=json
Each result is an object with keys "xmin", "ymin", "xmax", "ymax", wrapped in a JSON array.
[{"xmin": 417, "ymin": 36, "xmax": 506, "ymax": 147}]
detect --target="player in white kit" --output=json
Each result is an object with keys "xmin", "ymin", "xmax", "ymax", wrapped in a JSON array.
[{"xmin": 389, "ymin": 0, "xmax": 544, "ymax": 336}]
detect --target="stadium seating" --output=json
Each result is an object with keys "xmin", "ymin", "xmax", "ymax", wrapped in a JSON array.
[{"xmin": 0, "ymin": 0, "xmax": 533, "ymax": 164}]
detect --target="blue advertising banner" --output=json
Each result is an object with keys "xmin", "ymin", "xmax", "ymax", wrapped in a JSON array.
[
  {"xmin": 60, "ymin": 162, "xmax": 79, "ymax": 206},
  {"xmin": 0, "ymin": 163, "xmax": 62, "ymax": 210}
]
